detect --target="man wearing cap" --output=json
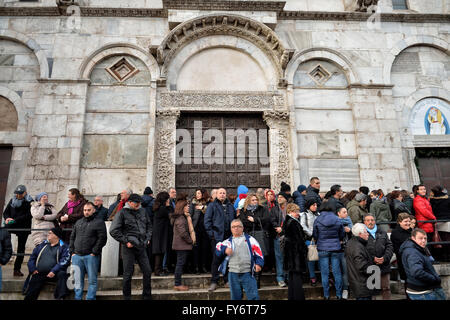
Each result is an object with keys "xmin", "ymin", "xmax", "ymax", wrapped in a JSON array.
[
  {"xmin": 3, "ymin": 184, "xmax": 34, "ymax": 277},
  {"xmin": 347, "ymin": 193, "xmax": 368, "ymax": 225},
  {"xmin": 24, "ymin": 227, "xmax": 70, "ymax": 300},
  {"xmin": 110, "ymin": 193, "xmax": 153, "ymax": 300}
]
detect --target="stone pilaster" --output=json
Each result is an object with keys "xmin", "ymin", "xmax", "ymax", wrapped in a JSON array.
[
  {"xmin": 263, "ymin": 110, "xmax": 292, "ymax": 192},
  {"xmin": 154, "ymin": 109, "xmax": 180, "ymax": 194}
]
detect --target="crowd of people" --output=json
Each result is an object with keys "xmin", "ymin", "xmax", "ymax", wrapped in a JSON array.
[{"xmin": 0, "ymin": 177, "xmax": 449, "ymax": 301}]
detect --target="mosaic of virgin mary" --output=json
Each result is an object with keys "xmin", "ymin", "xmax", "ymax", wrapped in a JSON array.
[{"xmin": 425, "ymin": 106, "xmax": 450, "ymax": 135}]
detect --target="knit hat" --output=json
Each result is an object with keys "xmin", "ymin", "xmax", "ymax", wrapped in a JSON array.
[
  {"xmin": 355, "ymin": 193, "xmax": 367, "ymax": 202},
  {"xmin": 143, "ymin": 187, "xmax": 153, "ymax": 195},
  {"xmin": 297, "ymin": 185, "xmax": 307, "ymax": 193},
  {"xmin": 128, "ymin": 193, "xmax": 143, "ymax": 203},
  {"xmin": 305, "ymin": 198, "xmax": 319, "ymax": 210},
  {"xmin": 278, "ymin": 192, "xmax": 290, "ymax": 202},
  {"xmin": 35, "ymin": 192, "xmax": 48, "ymax": 202},
  {"xmin": 50, "ymin": 227, "xmax": 64, "ymax": 240},
  {"xmin": 280, "ymin": 182, "xmax": 291, "ymax": 193}
]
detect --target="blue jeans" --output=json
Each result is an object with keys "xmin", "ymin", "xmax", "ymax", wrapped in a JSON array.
[
  {"xmin": 407, "ymin": 288, "xmax": 447, "ymax": 300},
  {"xmin": 338, "ymin": 252, "xmax": 348, "ymax": 290},
  {"xmin": 307, "ymin": 260, "xmax": 318, "ymax": 280},
  {"xmin": 71, "ymin": 254, "xmax": 100, "ymax": 300},
  {"xmin": 228, "ymin": 272, "xmax": 259, "ymax": 300},
  {"xmin": 318, "ymin": 251, "xmax": 343, "ymax": 298},
  {"xmin": 273, "ymin": 238, "xmax": 286, "ymax": 282}
]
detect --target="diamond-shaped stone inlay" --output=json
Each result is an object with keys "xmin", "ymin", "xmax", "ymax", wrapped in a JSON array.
[
  {"xmin": 308, "ymin": 64, "xmax": 331, "ymax": 86},
  {"xmin": 105, "ymin": 57, "xmax": 139, "ymax": 82}
]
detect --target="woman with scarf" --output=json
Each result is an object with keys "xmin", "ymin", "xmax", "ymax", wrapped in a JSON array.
[
  {"xmin": 239, "ymin": 193, "xmax": 270, "ymax": 288},
  {"xmin": 300, "ymin": 198, "xmax": 320, "ymax": 286},
  {"xmin": 56, "ymin": 188, "xmax": 87, "ymax": 243},
  {"xmin": 30, "ymin": 192, "xmax": 58, "ymax": 246},
  {"xmin": 170, "ymin": 197, "xmax": 195, "ymax": 291},
  {"xmin": 189, "ymin": 189, "xmax": 210, "ymax": 274}
]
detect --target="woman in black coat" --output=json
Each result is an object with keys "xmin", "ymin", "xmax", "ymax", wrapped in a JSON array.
[
  {"xmin": 282, "ymin": 203, "xmax": 308, "ymax": 300},
  {"xmin": 152, "ymin": 192, "xmax": 171, "ymax": 276},
  {"xmin": 189, "ymin": 189, "xmax": 210, "ymax": 274},
  {"xmin": 239, "ymin": 193, "xmax": 271, "ymax": 287},
  {"xmin": 390, "ymin": 213, "xmax": 412, "ymax": 281}
]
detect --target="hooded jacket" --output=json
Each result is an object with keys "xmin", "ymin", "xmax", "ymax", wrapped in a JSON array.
[
  {"xmin": 392, "ymin": 199, "xmax": 411, "ymax": 222},
  {"xmin": 234, "ymin": 185, "xmax": 249, "ymax": 209},
  {"xmin": 413, "ymin": 196, "xmax": 435, "ymax": 233},
  {"xmin": 345, "ymin": 236, "xmax": 375, "ymax": 298},
  {"xmin": 430, "ymin": 193, "xmax": 450, "ymax": 220},
  {"xmin": 70, "ymin": 212, "xmax": 107, "ymax": 256},
  {"xmin": 292, "ymin": 186, "xmax": 306, "ymax": 212},
  {"xmin": 347, "ymin": 199, "xmax": 368, "ymax": 225},
  {"xmin": 305, "ymin": 185, "xmax": 322, "ymax": 208},
  {"xmin": 0, "ymin": 227, "xmax": 12, "ymax": 265},
  {"xmin": 369, "ymin": 198, "xmax": 392, "ymax": 223},
  {"xmin": 30, "ymin": 201, "xmax": 58, "ymax": 247},
  {"xmin": 204, "ymin": 198, "xmax": 235, "ymax": 242},
  {"xmin": 400, "ymin": 239, "xmax": 441, "ymax": 291},
  {"xmin": 109, "ymin": 203, "xmax": 152, "ymax": 249},
  {"xmin": 27, "ymin": 239, "xmax": 70, "ymax": 275},
  {"xmin": 312, "ymin": 211, "xmax": 345, "ymax": 252}
]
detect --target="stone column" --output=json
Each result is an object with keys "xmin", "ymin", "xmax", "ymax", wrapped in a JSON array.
[
  {"xmin": 154, "ymin": 109, "xmax": 180, "ymax": 194},
  {"xmin": 263, "ymin": 110, "xmax": 292, "ymax": 193}
]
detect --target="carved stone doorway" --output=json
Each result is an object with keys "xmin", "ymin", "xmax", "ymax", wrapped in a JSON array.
[{"xmin": 175, "ymin": 112, "xmax": 270, "ymax": 198}]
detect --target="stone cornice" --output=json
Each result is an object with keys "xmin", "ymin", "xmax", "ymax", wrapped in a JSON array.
[
  {"xmin": 1, "ymin": 7, "xmax": 448, "ymax": 23},
  {"xmin": 163, "ymin": 0, "xmax": 286, "ymax": 12},
  {"xmin": 279, "ymin": 11, "xmax": 450, "ymax": 23}
]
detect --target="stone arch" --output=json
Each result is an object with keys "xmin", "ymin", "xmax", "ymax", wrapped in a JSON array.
[
  {"xmin": 79, "ymin": 43, "xmax": 159, "ymax": 81},
  {"xmin": 157, "ymin": 13, "xmax": 291, "ymax": 84},
  {"xmin": 285, "ymin": 47, "xmax": 359, "ymax": 85},
  {"xmin": 384, "ymin": 35, "xmax": 449, "ymax": 84},
  {"xmin": 401, "ymin": 87, "xmax": 450, "ymax": 129},
  {"xmin": 0, "ymin": 86, "xmax": 27, "ymax": 131},
  {"xmin": 0, "ymin": 29, "xmax": 49, "ymax": 79}
]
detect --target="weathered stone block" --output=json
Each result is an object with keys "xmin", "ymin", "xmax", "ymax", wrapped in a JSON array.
[
  {"xmin": 84, "ymin": 113, "xmax": 149, "ymax": 134},
  {"xmin": 32, "ymin": 115, "xmax": 67, "ymax": 137}
]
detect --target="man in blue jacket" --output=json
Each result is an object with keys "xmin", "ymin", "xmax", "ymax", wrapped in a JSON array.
[
  {"xmin": 400, "ymin": 228, "xmax": 446, "ymax": 300},
  {"xmin": 204, "ymin": 188, "xmax": 236, "ymax": 291},
  {"xmin": 292, "ymin": 184, "xmax": 307, "ymax": 212},
  {"xmin": 24, "ymin": 227, "xmax": 70, "ymax": 300}
]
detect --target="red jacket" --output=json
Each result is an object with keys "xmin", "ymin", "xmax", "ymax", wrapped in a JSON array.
[{"xmin": 413, "ymin": 196, "xmax": 435, "ymax": 233}]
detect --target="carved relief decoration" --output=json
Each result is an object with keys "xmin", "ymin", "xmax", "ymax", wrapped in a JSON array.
[
  {"xmin": 263, "ymin": 110, "xmax": 291, "ymax": 190},
  {"xmin": 155, "ymin": 109, "xmax": 180, "ymax": 192},
  {"xmin": 157, "ymin": 14, "xmax": 290, "ymax": 81},
  {"xmin": 158, "ymin": 91, "xmax": 285, "ymax": 111}
]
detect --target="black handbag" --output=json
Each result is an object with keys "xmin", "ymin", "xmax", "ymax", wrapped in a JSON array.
[{"xmin": 249, "ymin": 218, "xmax": 269, "ymax": 256}]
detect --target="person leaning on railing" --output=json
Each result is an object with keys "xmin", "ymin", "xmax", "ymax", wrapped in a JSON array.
[{"xmin": 430, "ymin": 185, "xmax": 450, "ymax": 262}]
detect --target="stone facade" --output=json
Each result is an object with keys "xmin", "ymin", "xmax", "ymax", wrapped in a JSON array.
[{"xmin": 0, "ymin": 0, "xmax": 448, "ymax": 210}]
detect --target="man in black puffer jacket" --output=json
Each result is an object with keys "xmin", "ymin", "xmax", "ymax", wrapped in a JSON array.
[
  {"xmin": 400, "ymin": 228, "xmax": 446, "ymax": 300},
  {"xmin": 110, "ymin": 194, "xmax": 153, "ymax": 300},
  {"xmin": 70, "ymin": 202, "xmax": 107, "ymax": 300},
  {"xmin": 305, "ymin": 177, "xmax": 322, "ymax": 208}
]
